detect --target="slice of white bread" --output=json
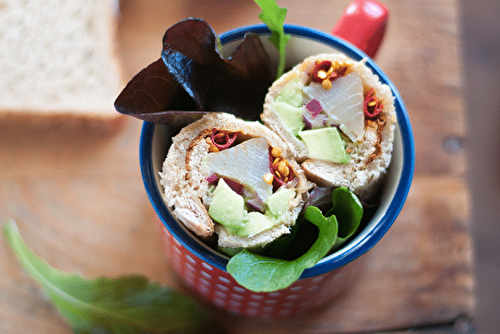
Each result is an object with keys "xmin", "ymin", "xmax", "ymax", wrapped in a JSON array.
[
  {"xmin": 261, "ymin": 53, "xmax": 396, "ymax": 201},
  {"xmin": 0, "ymin": 0, "xmax": 123, "ymax": 131},
  {"xmin": 160, "ymin": 112, "xmax": 310, "ymax": 249}
]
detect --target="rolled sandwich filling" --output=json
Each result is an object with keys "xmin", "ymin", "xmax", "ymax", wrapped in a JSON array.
[
  {"xmin": 161, "ymin": 113, "xmax": 309, "ymax": 250},
  {"xmin": 262, "ymin": 53, "xmax": 396, "ymax": 200}
]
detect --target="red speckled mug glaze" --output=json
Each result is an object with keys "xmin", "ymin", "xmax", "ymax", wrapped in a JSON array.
[{"xmin": 159, "ymin": 218, "xmax": 359, "ymax": 317}]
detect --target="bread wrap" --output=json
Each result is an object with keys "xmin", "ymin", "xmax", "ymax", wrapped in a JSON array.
[
  {"xmin": 261, "ymin": 53, "xmax": 396, "ymax": 201},
  {"xmin": 160, "ymin": 113, "xmax": 309, "ymax": 249}
]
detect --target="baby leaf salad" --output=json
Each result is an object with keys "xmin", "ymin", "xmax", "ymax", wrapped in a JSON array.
[
  {"xmin": 114, "ymin": 1, "xmax": 291, "ymax": 124},
  {"xmin": 228, "ymin": 187, "xmax": 363, "ymax": 292},
  {"xmin": 254, "ymin": 0, "xmax": 290, "ymax": 78}
]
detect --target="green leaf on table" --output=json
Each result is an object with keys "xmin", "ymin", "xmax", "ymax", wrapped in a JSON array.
[
  {"xmin": 3, "ymin": 219, "xmax": 222, "ymax": 334},
  {"xmin": 253, "ymin": 0, "xmax": 290, "ymax": 78},
  {"xmin": 226, "ymin": 187, "xmax": 363, "ymax": 292}
]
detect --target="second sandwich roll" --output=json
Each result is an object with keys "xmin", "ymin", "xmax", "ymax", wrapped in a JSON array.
[{"xmin": 262, "ymin": 53, "xmax": 396, "ymax": 201}]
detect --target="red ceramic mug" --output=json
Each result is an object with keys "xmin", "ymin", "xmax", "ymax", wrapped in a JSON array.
[{"xmin": 140, "ymin": 0, "xmax": 414, "ymax": 318}]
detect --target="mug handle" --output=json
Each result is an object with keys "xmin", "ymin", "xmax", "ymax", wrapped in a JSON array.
[{"xmin": 331, "ymin": 0, "xmax": 389, "ymax": 58}]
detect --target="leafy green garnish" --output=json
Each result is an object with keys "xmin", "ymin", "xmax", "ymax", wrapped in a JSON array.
[
  {"xmin": 3, "ymin": 220, "xmax": 222, "ymax": 334},
  {"xmin": 253, "ymin": 0, "xmax": 290, "ymax": 78},
  {"xmin": 227, "ymin": 187, "xmax": 363, "ymax": 292},
  {"xmin": 327, "ymin": 187, "xmax": 364, "ymax": 250},
  {"xmin": 227, "ymin": 207, "xmax": 338, "ymax": 292}
]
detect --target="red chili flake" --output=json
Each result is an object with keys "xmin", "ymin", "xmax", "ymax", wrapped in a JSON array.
[
  {"xmin": 311, "ymin": 60, "xmax": 348, "ymax": 86},
  {"xmin": 210, "ymin": 129, "xmax": 238, "ymax": 150},
  {"xmin": 363, "ymin": 88, "xmax": 384, "ymax": 119},
  {"xmin": 306, "ymin": 99, "xmax": 322, "ymax": 118},
  {"xmin": 270, "ymin": 165, "xmax": 295, "ymax": 190},
  {"xmin": 311, "ymin": 60, "xmax": 333, "ymax": 83},
  {"xmin": 269, "ymin": 152, "xmax": 294, "ymax": 190},
  {"xmin": 271, "ymin": 167, "xmax": 285, "ymax": 189},
  {"xmin": 336, "ymin": 66, "xmax": 348, "ymax": 77}
]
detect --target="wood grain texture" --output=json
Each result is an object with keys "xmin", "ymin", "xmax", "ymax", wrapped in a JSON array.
[{"xmin": 0, "ymin": 0, "xmax": 473, "ymax": 333}]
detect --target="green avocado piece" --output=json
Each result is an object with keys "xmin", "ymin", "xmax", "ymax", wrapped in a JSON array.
[
  {"xmin": 275, "ymin": 76, "xmax": 303, "ymax": 108},
  {"xmin": 299, "ymin": 127, "xmax": 350, "ymax": 163},
  {"xmin": 208, "ymin": 179, "xmax": 245, "ymax": 232},
  {"xmin": 236, "ymin": 188, "xmax": 295, "ymax": 237},
  {"xmin": 237, "ymin": 212, "xmax": 277, "ymax": 237},
  {"xmin": 273, "ymin": 101, "xmax": 304, "ymax": 136},
  {"xmin": 267, "ymin": 188, "xmax": 295, "ymax": 217},
  {"xmin": 208, "ymin": 179, "xmax": 296, "ymax": 239}
]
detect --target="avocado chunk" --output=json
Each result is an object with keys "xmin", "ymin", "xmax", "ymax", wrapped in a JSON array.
[
  {"xmin": 237, "ymin": 212, "xmax": 277, "ymax": 237},
  {"xmin": 267, "ymin": 188, "xmax": 295, "ymax": 217},
  {"xmin": 273, "ymin": 101, "xmax": 305, "ymax": 136},
  {"xmin": 208, "ymin": 179, "xmax": 245, "ymax": 233},
  {"xmin": 275, "ymin": 76, "xmax": 303, "ymax": 108},
  {"xmin": 208, "ymin": 178, "xmax": 296, "ymax": 238},
  {"xmin": 236, "ymin": 188, "xmax": 296, "ymax": 237},
  {"xmin": 299, "ymin": 127, "xmax": 350, "ymax": 163}
]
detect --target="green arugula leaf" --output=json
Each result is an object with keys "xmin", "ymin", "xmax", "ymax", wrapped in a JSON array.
[
  {"xmin": 227, "ymin": 187, "xmax": 363, "ymax": 292},
  {"xmin": 227, "ymin": 207, "xmax": 338, "ymax": 292},
  {"xmin": 3, "ymin": 220, "xmax": 222, "ymax": 334},
  {"xmin": 253, "ymin": 0, "xmax": 290, "ymax": 78},
  {"xmin": 327, "ymin": 187, "xmax": 364, "ymax": 250}
]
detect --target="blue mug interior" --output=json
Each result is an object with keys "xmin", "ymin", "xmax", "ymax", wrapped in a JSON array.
[{"xmin": 140, "ymin": 24, "xmax": 415, "ymax": 278}]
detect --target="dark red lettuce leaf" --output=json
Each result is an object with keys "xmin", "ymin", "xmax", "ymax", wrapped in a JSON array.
[
  {"xmin": 305, "ymin": 186, "xmax": 335, "ymax": 212},
  {"xmin": 161, "ymin": 18, "xmax": 274, "ymax": 120},
  {"xmin": 114, "ymin": 18, "xmax": 274, "ymax": 124},
  {"xmin": 114, "ymin": 59, "xmax": 197, "ymax": 124}
]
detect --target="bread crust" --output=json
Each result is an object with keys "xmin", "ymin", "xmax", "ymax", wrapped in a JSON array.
[
  {"xmin": 160, "ymin": 112, "xmax": 309, "ymax": 248},
  {"xmin": 261, "ymin": 53, "xmax": 396, "ymax": 201}
]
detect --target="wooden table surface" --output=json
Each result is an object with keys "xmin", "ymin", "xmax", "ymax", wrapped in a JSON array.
[{"xmin": 0, "ymin": 0, "xmax": 474, "ymax": 333}]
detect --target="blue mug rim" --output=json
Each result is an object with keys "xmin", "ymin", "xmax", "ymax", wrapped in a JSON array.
[{"xmin": 140, "ymin": 24, "xmax": 415, "ymax": 278}]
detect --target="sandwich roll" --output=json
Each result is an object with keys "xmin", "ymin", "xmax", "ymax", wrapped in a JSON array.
[
  {"xmin": 160, "ymin": 113, "xmax": 309, "ymax": 250},
  {"xmin": 261, "ymin": 53, "xmax": 396, "ymax": 201}
]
